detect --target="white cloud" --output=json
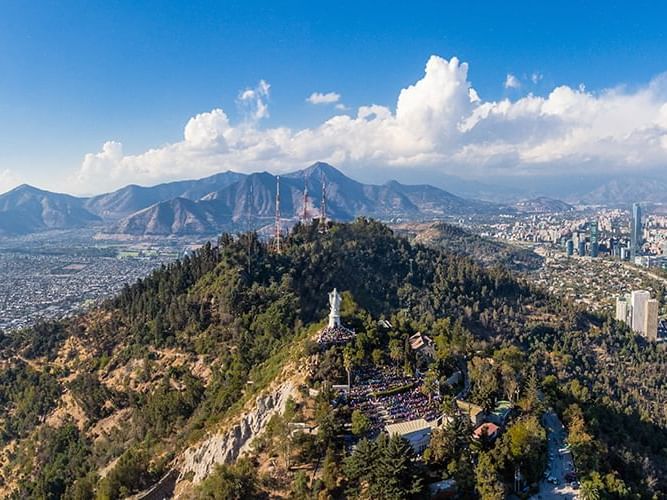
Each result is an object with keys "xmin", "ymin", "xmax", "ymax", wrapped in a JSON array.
[
  {"xmin": 72, "ymin": 55, "xmax": 667, "ymax": 194},
  {"xmin": 306, "ymin": 91, "xmax": 341, "ymax": 105},
  {"xmin": 505, "ymin": 73, "xmax": 521, "ymax": 89},
  {"xmin": 0, "ymin": 169, "xmax": 21, "ymax": 194},
  {"xmin": 237, "ymin": 80, "xmax": 270, "ymax": 121},
  {"xmin": 531, "ymin": 72, "xmax": 543, "ymax": 84}
]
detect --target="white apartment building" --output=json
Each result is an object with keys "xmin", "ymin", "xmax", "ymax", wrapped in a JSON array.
[{"xmin": 631, "ymin": 290, "xmax": 650, "ymax": 334}]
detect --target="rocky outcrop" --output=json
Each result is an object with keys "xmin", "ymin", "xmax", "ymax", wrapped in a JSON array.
[{"xmin": 177, "ymin": 381, "xmax": 297, "ymax": 484}]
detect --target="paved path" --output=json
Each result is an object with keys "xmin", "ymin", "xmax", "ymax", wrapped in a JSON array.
[{"xmin": 532, "ymin": 412, "xmax": 579, "ymax": 499}]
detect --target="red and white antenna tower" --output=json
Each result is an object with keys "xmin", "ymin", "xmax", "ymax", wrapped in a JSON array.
[{"xmin": 274, "ymin": 175, "xmax": 281, "ymax": 253}]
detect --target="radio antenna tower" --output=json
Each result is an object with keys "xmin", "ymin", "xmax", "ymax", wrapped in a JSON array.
[
  {"xmin": 302, "ymin": 176, "xmax": 309, "ymax": 223},
  {"xmin": 320, "ymin": 173, "xmax": 327, "ymax": 232},
  {"xmin": 274, "ymin": 175, "xmax": 282, "ymax": 253}
]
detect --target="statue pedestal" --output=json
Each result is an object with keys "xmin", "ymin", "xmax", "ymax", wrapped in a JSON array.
[{"xmin": 328, "ymin": 313, "xmax": 340, "ymax": 328}]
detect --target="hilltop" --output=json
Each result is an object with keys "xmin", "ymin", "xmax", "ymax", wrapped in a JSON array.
[{"xmin": 0, "ymin": 220, "xmax": 665, "ymax": 498}]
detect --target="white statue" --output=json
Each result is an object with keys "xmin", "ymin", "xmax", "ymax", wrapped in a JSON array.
[{"xmin": 328, "ymin": 288, "xmax": 341, "ymax": 328}]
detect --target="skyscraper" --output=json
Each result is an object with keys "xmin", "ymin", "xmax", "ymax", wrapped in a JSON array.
[
  {"xmin": 632, "ymin": 203, "xmax": 643, "ymax": 258},
  {"xmin": 631, "ymin": 290, "xmax": 650, "ymax": 334},
  {"xmin": 590, "ymin": 221, "xmax": 599, "ymax": 257},
  {"xmin": 578, "ymin": 240, "xmax": 586, "ymax": 257}
]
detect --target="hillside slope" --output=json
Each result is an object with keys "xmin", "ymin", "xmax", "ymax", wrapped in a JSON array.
[{"xmin": 400, "ymin": 221, "xmax": 544, "ymax": 271}]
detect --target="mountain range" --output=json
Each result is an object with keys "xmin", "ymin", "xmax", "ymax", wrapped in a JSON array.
[
  {"xmin": 0, "ymin": 163, "xmax": 508, "ymax": 236},
  {"xmin": 3, "ymin": 166, "xmax": 667, "ymax": 236}
]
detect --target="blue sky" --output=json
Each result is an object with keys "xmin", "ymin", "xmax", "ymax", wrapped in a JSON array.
[{"xmin": 1, "ymin": 1, "xmax": 667, "ymax": 194}]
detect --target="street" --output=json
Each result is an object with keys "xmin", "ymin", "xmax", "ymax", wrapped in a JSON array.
[{"xmin": 532, "ymin": 411, "xmax": 579, "ymax": 499}]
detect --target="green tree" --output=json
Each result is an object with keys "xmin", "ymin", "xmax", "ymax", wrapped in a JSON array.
[
  {"xmin": 96, "ymin": 448, "xmax": 153, "ymax": 500},
  {"xmin": 289, "ymin": 471, "xmax": 311, "ymax": 500},
  {"xmin": 389, "ymin": 339, "xmax": 404, "ymax": 367},
  {"xmin": 321, "ymin": 447, "xmax": 340, "ymax": 494},
  {"xmin": 344, "ymin": 438, "xmax": 377, "ymax": 497},
  {"xmin": 503, "ymin": 415, "xmax": 546, "ymax": 484},
  {"xmin": 579, "ymin": 479, "xmax": 601, "ymax": 500},
  {"xmin": 475, "ymin": 451, "xmax": 505, "ymax": 500},
  {"xmin": 519, "ymin": 370, "xmax": 541, "ymax": 414},
  {"xmin": 420, "ymin": 366, "xmax": 439, "ymax": 404},
  {"xmin": 469, "ymin": 357, "xmax": 499, "ymax": 412},
  {"xmin": 563, "ymin": 404, "xmax": 598, "ymax": 474},
  {"xmin": 351, "ymin": 409, "xmax": 371, "ymax": 436},
  {"xmin": 196, "ymin": 458, "xmax": 258, "ymax": 500},
  {"xmin": 371, "ymin": 348, "xmax": 384, "ymax": 367},
  {"xmin": 372, "ymin": 434, "xmax": 424, "ymax": 500}
]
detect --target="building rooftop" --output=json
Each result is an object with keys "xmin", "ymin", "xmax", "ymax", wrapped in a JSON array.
[
  {"xmin": 385, "ymin": 418, "xmax": 431, "ymax": 436},
  {"xmin": 473, "ymin": 422, "xmax": 500, "ymax": 439},
  {"xmin": 456, "ymin": 400, "xmax": 484, "ymax": 417},
  {"xmin": 409, "ymin": 332, "xmax": 432, "ymax": 350}
]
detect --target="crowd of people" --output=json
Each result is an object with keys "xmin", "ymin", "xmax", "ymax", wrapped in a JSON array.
[
  {"xmin": 317, "ymin": 325, "xmax": 356, "ymax": 348},
  {"xmin": 338, "ymin": 365, "xmax": 443, "ymax": 435},
  {"xmin": 376, "ymin": 385, "xmax": 442, "ymax": 423},
  {"xmin": 316, "ymin": 322, "xmax": 443, "ymax": 437}
]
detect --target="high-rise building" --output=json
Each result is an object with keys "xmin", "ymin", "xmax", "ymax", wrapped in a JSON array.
[
  {"xmin": 615, "ymin": 296, "xmax": 630, "ymax": 325},
  {"xmin": 590, "ymin": 221, "xmax": 599, "ymax": 257},
  {"xmin": 645, "ymin": 299, "xmax": 659, "ymax": 341},
  {"xmin": 578, "ymin": 240, "xmax": 586, "ymax": 257},
  {"xmin": 631, "ymin": 203, "xmax": 643, "ymax": 258},
  {"xmin": 631, "ymin": 290, "xmax": 650, "ymax": 334},
  {"xmin": 566, "ymin": 239, "xmax": 574, "ymax": 256}
]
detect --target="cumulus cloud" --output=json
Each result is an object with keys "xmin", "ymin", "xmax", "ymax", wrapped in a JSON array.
[
  {"xmin": 306, "ymin": 91, "xmax": 341, "ymax": 105},
  {"xmin": 0, "ymin": 169, "xmax": 21, "ymax": 194},
  {"xmin": 531, "ymin": 72, "xmax": 543, "ymax": 84},
  {"xmin": 505, "ymin": 73, "xmax": 521, "ymax": 89},
  {"xmin": 72, "ymin": 55, "xmax": 667, "ymax": 193}
]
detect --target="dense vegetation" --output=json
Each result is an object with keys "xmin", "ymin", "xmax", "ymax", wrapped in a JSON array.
[
  {"xmin": 405, "ymin": 221, "xmax": 544, "ymax": 271},
  {"xmin": 0, "ymin": 219, "xmax": 665, "ymax": 498}
]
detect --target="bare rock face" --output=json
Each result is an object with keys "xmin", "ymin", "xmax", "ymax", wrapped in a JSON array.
[{"xmin": 177, "ymin": 381, "xmax": 296, "ymax": 484}]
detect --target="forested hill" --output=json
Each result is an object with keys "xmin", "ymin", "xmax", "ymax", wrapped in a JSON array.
[
  {"xmin": 399, "ymin": 221, "xmax": 544, "ymax": 271},
  {"xmin": 0, "ymin": 219, "xmax": 665, "ymax": 498}
]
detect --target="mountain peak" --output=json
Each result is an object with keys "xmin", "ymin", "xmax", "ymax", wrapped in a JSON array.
[
  {"xmin": 7, "ymin": 184, "xmax": 44, "ymax": 195},
  {"xmin": 302, "ymin": 162, "xmax": 345, "ymax": 178}
]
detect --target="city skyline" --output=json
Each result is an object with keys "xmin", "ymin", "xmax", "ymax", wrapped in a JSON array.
[{"xmin": 2, "ymin": 2, "xmax": 667, "ymax": 196}]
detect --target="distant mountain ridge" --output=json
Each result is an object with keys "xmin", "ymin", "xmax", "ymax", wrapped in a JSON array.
[
  {"xmin": 110, "ymin": 162, "xmax": 505, "ymax": 235},
  {"xmin": 578, "ymin": 177, "xmax": 667, "ymax": 205},
  {"xmin": 0, "ymin": 162, "xmax": 507, "ymax": 236},
  {"xmin": 84, "ymin": 171, "xmax": 245, "ymax": 219},
  {"xmin": 514, "ymin": 196, "xmax": 575, "ymax": 213},
  {"xmin": 0, "ymin": 185, "xmax": 101, "ymax": 235}
]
